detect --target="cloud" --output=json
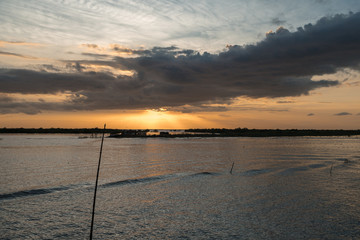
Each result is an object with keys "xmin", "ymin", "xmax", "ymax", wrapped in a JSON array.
[
  {"xmin": 0, "ymin": 50, "xmax": 37, "ymax": 59},
  {"xmin": 0, "ymin": 40, "xmax": 42, "ymax": 47},
  {"xmin": 82, "ymin": 44, "xmax": 99, "ymax": 49},
  {"xmin": 40, "ymin": 64, "xmax": 60, "ymax": 72},
  {"xmin": 314, "ymin": 0, "xmax": 329, "ymax": 4},
  {"xmin": 111, "ymin": 45, "xmax": 195, "ymax": 57},
  {"xmin": 0, "ymin": 101, "xmax": 43, "ymax": 115},
  {"xmin": 1, "ymin": 12, "xmax": 360, "ymax": 114},
  {"xmin": 0, "ymin": 69, "xmax": 112, "ymax": 94},
  {"xmin": 334, "ymin": 112, "xmax": 352, "ymax": 116},
  {"xmin": 307, "ymin": 113, "xmax": 315, "ymax": 116},
  {"xmin": 81, "ymin": 52, "xmax": 112, "ymax": 59},
  {"xmin": 169, "ymin": 105, "xmax": 229, "ymax": 113},
  {"xmin": 271, "ymin": 17, "xmax": 286, "ymax": 25}
]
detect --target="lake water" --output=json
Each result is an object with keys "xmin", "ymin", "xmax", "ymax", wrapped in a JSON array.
[{"xmin": 1, "ymin": 134, "xmax": 360, "ymax": 239}]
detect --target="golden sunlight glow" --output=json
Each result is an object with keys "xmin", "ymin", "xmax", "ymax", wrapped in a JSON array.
[
  {"xmin": 80, "ymin": 43, "xmax": 139, "ymax": 58},
  {"xmin": 2, "ymin": 93, "xmax": 74, "ymax": 103},
  {"xmin": 0, "ymin": 109, "xmax": 209, "ymax": 129},
  {"xmin": 118, "ymin": 110, "xmax": 215, "ymax": 129},
  {"xmin": 123, "ymin": 110, "xmax": 182, "ymax": 129}
]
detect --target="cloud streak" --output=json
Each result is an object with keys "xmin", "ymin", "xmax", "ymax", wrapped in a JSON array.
[
  {"xmin": 334, "ymin": 112, "xmax": 352, "ymax": 116},
  {"xmin": 1, "ymin": 12, "xmax": 360, "ymax": 114},
  {"xmin": 0, "ymin": 50, "xmax": 37, "ymax": 59}
]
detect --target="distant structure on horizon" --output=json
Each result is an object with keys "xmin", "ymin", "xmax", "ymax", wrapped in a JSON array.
[{"xmin": 109, "ymin": 130, "xmax": 148, "ymax": 138}]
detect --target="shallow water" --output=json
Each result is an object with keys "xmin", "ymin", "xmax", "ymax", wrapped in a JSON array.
[{"xmin": 1, "ymin": 134, "xmax": 360, "ymax": 239}]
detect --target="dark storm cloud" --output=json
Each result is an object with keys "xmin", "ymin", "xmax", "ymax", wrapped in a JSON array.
[
  {"xmin": 0, "ymin": 97, "xmax": 83, "ymax": 115},
  {"xmin": 0, "ymin": 101, "xmax": 43, "ymax": 115},
  {"xmin": 1, "ymin": 12, "xmax": 360, "ymax": 114},
  {"xmin": 0, "ymin": 69, "xmax": 115, "ymax": 94}
]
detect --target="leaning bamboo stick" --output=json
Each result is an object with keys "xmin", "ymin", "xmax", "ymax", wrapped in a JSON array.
[{"xmin": 90, "ymin": 124, "xmax": 106, "ymax": 240}]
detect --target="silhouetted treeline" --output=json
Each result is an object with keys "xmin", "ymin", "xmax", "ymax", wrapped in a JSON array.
[
  {"xmin": 0, "ymin": 128, "xmax": 118, "ymax": 134},
  {"xmin": 185, "ymin": 128, "xmax": 360, "ymax": 137},
  {"xmin": 1, "ymin": 127, "xmax": 359, "ymax": 137}
]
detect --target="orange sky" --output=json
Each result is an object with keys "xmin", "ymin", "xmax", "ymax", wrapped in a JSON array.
[
  {"xmin": 1, "ymin": 2, "xmax": 360, "ymax": 129},
  {"xmin": 2, "ymin": 83, "xmax": 359, "ymax": 129}
]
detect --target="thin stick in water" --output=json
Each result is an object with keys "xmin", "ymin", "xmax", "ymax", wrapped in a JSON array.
[
  {"xmin": 90, "ymin": 124, "xmax": 106, "ymax": 240},
  {"xmin": 330, "ymin": 163, "xmax": 334, "ymax": 176},
  {"xmin": 230, "ymin": 162, "xmax": 235, "ymax": 174}
]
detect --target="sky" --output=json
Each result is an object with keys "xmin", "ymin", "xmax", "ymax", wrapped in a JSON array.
[{"xmin": 0, "ymin": 0, "xmax": 360, "ymax": 129}]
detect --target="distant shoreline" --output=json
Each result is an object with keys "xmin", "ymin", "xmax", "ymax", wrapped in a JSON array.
[{"xmin": 1, "ymin": 128, "xmax": 359, "ymax": 137}]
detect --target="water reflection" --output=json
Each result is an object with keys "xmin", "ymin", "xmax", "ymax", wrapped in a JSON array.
[{"xmin": 0, "ymin": 135, "xmax": 359, "ymax": 239}]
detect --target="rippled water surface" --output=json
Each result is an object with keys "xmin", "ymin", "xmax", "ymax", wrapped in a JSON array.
[{"xmin": 1, "ymin": 134, "xmax": 360, "ymax": 239}]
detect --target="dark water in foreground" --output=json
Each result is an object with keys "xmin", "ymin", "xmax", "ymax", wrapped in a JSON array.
[{"xmin": 1, "ymin": 134, "xmax": 360, "ymax": 239}]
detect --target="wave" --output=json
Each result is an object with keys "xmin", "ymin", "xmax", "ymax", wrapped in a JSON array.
[
  {"xmin": 241, "ymin": 168, "xmax": 273, "ymax": 176},
  {"xmin": 278, "ymin": 163, "xmax": 327, "ymax": 176},
  {"xmin": 191, "ymin": 171, "xmax": 219, "ymax": 176},
  {"xmin": 102, "ymin": 172, "xmax": 221, "ymax": 188},
  {"xmin": 0, "ymin": 172, "xmax": 221, "ymax": 200},
  {"xmin": 0, "ymin": 175, "xmax": 171, "ymax": 201},
  {"xmin": 101, "ymin": 175, "xmax": 168, "ymax": 188},
  {"xmin": 0, "ymin": 186, "xmax": 71, "ymax": 200},
  {"xmin": 308, "ymin": 163, "xmax": 326, "ymax": 168}
]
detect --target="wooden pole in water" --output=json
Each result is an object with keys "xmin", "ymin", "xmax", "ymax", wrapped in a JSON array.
[{"xmin": 90, "ymin": 124, "xmax": 106, "ymax": 240}]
